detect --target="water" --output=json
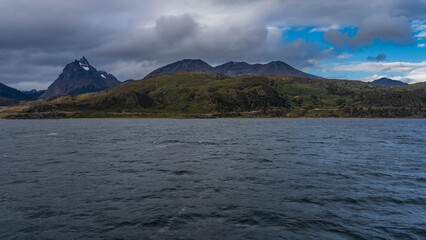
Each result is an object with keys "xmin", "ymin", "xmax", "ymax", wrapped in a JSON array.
[{"xmin": 0, "ymin": 119, "xmax": 425, "ymax": 239}]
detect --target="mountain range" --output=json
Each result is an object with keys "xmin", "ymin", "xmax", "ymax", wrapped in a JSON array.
[
  {"xmin": 145, "ymin": 59, "xmax": 321, "ymax": 79},
  {"xmin": 22, "ymin": 89, "xmax": 46, "ymax": 99},
  {"xmin": 39, "ymin": 57, "xmax": 120, "ymax": 98},
  {"xmin": 4, "ymin": 58, "xmax": 319, "ymax": 104},
  {"xmin": 0, "ymin": 58, "xmax": 420, "ymax": 110},
  {"xmin": 3, "ymin": 72, "xmax": 424, "ymax": 118}
]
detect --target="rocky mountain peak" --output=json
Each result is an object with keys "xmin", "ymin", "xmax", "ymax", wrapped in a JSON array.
[
  {"xmin": 39, "ymin": 57, "xmax": 121, "ymax": 98},
  {"xmin": 79, "ymin": 56, "xmax": 89, "ymax": 65}
]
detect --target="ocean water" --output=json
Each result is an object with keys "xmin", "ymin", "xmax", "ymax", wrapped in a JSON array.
[{"xmin": 0, "ymin": 119, "xmax": 425, "ymax": 240}]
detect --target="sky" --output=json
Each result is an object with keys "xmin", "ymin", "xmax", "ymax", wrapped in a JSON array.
[{"xmin": 1, "ymin": 0, "xmax": 426, "ymax": 90}]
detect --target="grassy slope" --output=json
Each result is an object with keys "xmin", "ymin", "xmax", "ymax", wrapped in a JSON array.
[{"xmin": 2, "ymin": 73, "xmax": 425, "ymax": 118}]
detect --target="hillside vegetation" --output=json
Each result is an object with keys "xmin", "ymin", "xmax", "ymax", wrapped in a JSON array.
[{"xmin": 2, "ymin": 73, "xmax": 425, "ymax": 118}]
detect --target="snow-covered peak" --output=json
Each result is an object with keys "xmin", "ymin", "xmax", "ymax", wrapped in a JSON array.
[
  {"xmin": 79, "ymin": 62, "xmax": 90, "ymax": 71},
  {"xmin": 78, "ymin": 57, "xmax": 90, "ymax": 71}
]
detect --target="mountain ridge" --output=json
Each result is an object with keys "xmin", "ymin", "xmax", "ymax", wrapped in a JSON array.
[
  {"xmin": 22, "ymin": 89, "xmax": 46, "ymax": 99},
  {"xmin": 145, "ymin": 59, "xmax": 215, "ymax": 78},
  {"xmin": 0, "ymin": 82, "xmax": 33, "ymax": 106},
  {"xmin": 145, "ymin": 59, "xmax": 321, "ymax": 79},
  {"xmin": 370, "ymin": 77, "xmax": 408, "ymax": 87}
]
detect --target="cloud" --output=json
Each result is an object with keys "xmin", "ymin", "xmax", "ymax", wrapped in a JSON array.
[
  {"xmin": 367, "ymin": 53, "xmax": 387, "ymax": 62},
  {"xmin": 323, "ymin": 29, "xmax": 350, "ymax": 48},
  {"xmin": 403, "ymin": 67, "xmax": 426, "ymax": 83},
  {"xmin": 331, "ymin": 61, "xmax": 426, "ymax": 83},
  {"xmin": 418, "ymin": 43, "xmax": 426, "ymax": 48},
  {"xmin": 412, "ymin": 19, "xmax": 426, "ymax": 38},
  {"xmin": 350, "ymin": 14, "xmax": 414, "ymax": 48},
  {"xmin": 265, "ymin": 26, "xmax": 286, "ymax": 48},
  {"xmin": 92, "ymin": 13, "xmax": 333, "ymax": 76},
  {"xmin": 0, "ymin": 0, "xmax": 425, "ymax": 88},
  {"xmin": 102, "ymin": 60, "xmax": 159, "ymax": 81},
  {"xmin": 9, "ymin": 81, "xmax": 52, "ymax": 91},
  {"xmin": 0, "ymin": 50, "xmax": 62, "ymax": 90},
  {"xmin": 332, "ymin": 61, "xmax": 426, "ymax": 72},
  {"xmin": 361, "ymin": 74, "xmax": 387, "ymax": 82},
  {"xmin": 309, "ymin": 24, "xmax": 340, "ymax": 33},
  {"xmin": 337, "ymin": 53, "xmax": 352, "ymax": 59},
  {"xmin": 324, "ymin": 15, "xmax": 414, "ymax": 49},
  {"xmin": 155, "ymin": 14, "xmax": 200, "ymax": 45}
]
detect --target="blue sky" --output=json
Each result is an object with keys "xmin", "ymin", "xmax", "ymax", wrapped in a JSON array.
[
  {"xmin": 1, "ymin": 0, "xmax": 426, "ymax": 90},
  {"xmin": 282, "ymin": 24, "xmax": 426, "ymax": 82}
]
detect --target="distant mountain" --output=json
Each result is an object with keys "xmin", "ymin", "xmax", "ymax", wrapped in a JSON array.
[
  {"xmin": 370, "ymin": 77, "xmax": 408, "ymax": 87},
  {"xmin": 0, "ymin": 82, "xmax": 33, "ymax": 106},
  {"xmin": 145, "ymin": 59, "xmax": 321, "ymax": 79},
  {"xmin": 122, "ymin": 79, "xmax": 134, "ymax": 83},
  {"xmin": 215, "ymin": 61, "xmax": 322, "ymax": 79},
  {"xmin": 213, "ymin": 61, "xmax": 253, "ymax": 76},
  {"xmin": 39, "ymin": 57, "xmax": 120, "ymax": 99},
  {"xmin": 22, "ymin": 89, "xmax": 46, "ymax": 99},
  {"xmin": 145, "ymin": 59, "xmax": 215, "ymax": 78}
]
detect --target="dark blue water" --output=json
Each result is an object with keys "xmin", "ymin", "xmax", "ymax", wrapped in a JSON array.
[{"xmin": 0, "ymin": 119, "xmax": 425, "ymax": 239}]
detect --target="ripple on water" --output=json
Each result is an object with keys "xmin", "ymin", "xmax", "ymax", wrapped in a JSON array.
[{"xmin": 0, "ymin": 119, "xmax": 425, "ymax": 240}]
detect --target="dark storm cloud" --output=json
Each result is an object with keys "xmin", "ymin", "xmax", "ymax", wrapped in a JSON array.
[
  {"xmin": 155, "ymin": 14, "xmax": 200, "ymax": 44},
  {"xmin": 0, "ymin": 0, "xmax": 425, "ymax": 90},
  {"xmin": 92, "ymin": 15, "xmax": 270, "ymax": 62},
  {"xmin": 367, "ymin": 54, "xmax": 387, "ymax": 62},
  {"xmin": 0, "ymin": 1, "xmax": 120, "ymax": 51},
  {"xmin": 324, "ymin": 15, "xmax": 414, "ymax": 49},
  {"xmin": 92, "ymin": 17, "xmax": 331, "ymax": 75},
  {"xmin": 323, "ymin": 29, "xmax": 350, "ymax": 48},
  {"xmin": 350, "ymin": 15, "xmax": 414, "ymax": 48}
]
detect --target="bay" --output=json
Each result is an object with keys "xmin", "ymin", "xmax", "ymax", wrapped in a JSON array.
[{"xmin": 0, "ymin": 119, "xmax": 425, "ymax": 239}]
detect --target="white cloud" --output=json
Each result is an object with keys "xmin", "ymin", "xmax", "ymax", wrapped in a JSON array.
[
  {"xmin": 332, "ymin": 61, "xmax": 426, "ymax": 72},
  {"xmin": 418, "ymin": 43, "xmax": 426, "ymax": 47},
  {"xmin": 363, "ymin": 75, "xmax": 414, "ymax": 83},
  {"xmin": 309, "ymin": 24, "xmax": 340, "ymax": 33},
  {"xmin": 402, "ymin": 67, "xmax": 426, "ymax": 83},
  {"xmin": 331, "ymin": 61, "xmax": 426, "ymax": 83},
  {"xmin": 337, "ymin": 53, "xmax": 352, "ymax": 59},
  {"xmin": 361, "ymin": 74, "xmax": 386, "ymax": 82},
  {"xmin": 412, "ymin": 19, "xmax": 426, "ymax": 38},
  {"xmin": 416, "ymin": 32, "xmax": 426, "ymax": 38},
  {"xmin": 9, "ymin": 81, "xmax": 52, "ymax": 91}
]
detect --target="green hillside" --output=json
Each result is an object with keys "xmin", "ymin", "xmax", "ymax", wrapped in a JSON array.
[{"xmin": 2, "ymin": 73, "xmax": 425, "ymax": 118}]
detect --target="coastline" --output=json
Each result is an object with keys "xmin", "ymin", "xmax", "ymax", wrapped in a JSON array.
[{"xmin": 1, "ymin": 111, "xmax": 424, "ymax": 119}]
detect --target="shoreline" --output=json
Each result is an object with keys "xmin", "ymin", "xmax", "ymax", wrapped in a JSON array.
[{"xmin": 1, "ymin": 114, "xmax": 424, "ymax": 120}]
